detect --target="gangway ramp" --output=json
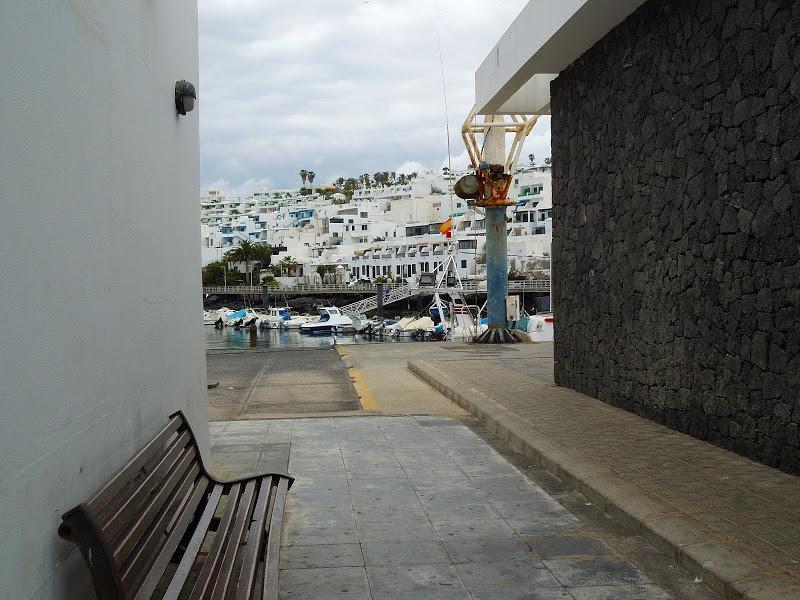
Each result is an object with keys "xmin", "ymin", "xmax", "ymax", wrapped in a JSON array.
[{"xmin": 338, "ymin": 284, "xmax": 423, "ymax": 317}]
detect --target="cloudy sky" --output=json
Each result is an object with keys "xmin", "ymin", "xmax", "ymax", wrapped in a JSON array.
[{"xmin": 198, "ymin": 0, "xmax": 551, "ymax": 195}]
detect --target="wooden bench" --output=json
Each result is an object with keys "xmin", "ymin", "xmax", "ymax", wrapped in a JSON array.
[{"xmin": 58, "ymin": 411, "xmax": 294, "ymax": 600}]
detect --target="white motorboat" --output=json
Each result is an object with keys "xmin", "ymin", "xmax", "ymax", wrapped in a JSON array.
[
  {"xmin": 352, "ymin": 314, "xmax": 370, "ymax": 332},
  {"xmin": 259, "ymin": 306, "xmax": 292, "ymax": 329},
  {"xmin": 527, "ymin": 314, "xmax": 554, "ymax": 342},
  {"xmin": 204, "ymin": 308, "xmax": 223, "ymax": 325},
  {"xmin": 222, "ymin": 308, "xmax": 258, "ymax": 328},
  {"xmin": 300, "ymin": 307, "xmax": 353, "ymax": 334},
  {"xmin": 283, "ymin": 314, "xmax": 318, "ymax": 329},
  {"xmin": 384, "ymin": 317, "xmax": 415, "ymax": 335},
  {"xmin": 405, "ymin": 316, "xmax": 435, "ymax": 332}
]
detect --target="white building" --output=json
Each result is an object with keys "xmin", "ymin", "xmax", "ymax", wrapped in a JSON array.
[
  {"xmin": 1, "ymin": 2, "xmax": 207, "ymax": 599},
  {"xmin": 201, "ymin": 168, "xmax": 553, "ymax": 286}
]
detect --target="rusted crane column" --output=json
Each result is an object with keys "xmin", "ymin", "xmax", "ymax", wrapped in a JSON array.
[
  {"xmin": 475, "ymin": 116, "xmax": 517, "ymax": 343},
  {"xmin": 483, "ymin": 116, "xmax": 508, "ymax": 333},
  {"xmin": 484, "ymin": 206, "xmax": 508, "ymax": 330},
  {"xmin": 456, "ymin": 109, "xmax": 537, "ymax": 343}
]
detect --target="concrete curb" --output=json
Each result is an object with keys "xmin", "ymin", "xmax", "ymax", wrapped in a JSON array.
[{"xmin": 408, "ymin": 359, "xmax": 800, "ymax": 600}]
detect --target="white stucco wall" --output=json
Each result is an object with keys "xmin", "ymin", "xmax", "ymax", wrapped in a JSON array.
[{"xmin": 0, "ymin": 2, "xmax": 206, "ymax": 599}]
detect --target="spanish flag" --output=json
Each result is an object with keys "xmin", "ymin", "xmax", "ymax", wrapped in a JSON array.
[{"xmin": 439, "ymin": 217, "xmax": 452, "ymax": 239}]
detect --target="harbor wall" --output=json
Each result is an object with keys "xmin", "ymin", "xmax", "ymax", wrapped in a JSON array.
[
  {"xmin": 0, "ymin": 2, "xmax": 207, "ymax": 598},
  {"xmin": 551, "ymin": 0, "xmax": 800, "ymax": 473}
]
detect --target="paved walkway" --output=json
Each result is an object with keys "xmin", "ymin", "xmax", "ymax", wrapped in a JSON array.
[
  {"xmin": 210, "ymin": 416, "xmax": 674, "ymax": 600},
  {"xmin": 410, "ymin": 342, "xmax": 800, "ymax": 599}
]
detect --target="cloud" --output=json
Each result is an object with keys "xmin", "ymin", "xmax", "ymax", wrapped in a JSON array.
[
  {"xmin": 199, "ymin": 0, "xmax": 550, "ymax": 189},
  {"xmin": 202, "ymin": 177, "xmax": 275, "ymax": 198},
  {"xmin": 395, "ymin": 161, "xmax": 428, "ymax": 175}
]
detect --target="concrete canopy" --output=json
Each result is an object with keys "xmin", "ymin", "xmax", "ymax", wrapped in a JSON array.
[{"xmin": 475, "ymin": 0, "xmax": 648, "ymax": 114}]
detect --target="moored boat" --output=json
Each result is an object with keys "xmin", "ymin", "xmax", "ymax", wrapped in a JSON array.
[
  {"xmin": 299, "ymin": 307, "xmax": 353, "ymax": 334},
  {"xmin": 527, "ymin": 314, "xmax": 554, "ymax": 342}
]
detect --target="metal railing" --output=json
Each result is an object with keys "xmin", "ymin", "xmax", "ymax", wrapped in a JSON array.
[{"xmin": 202, "ymin": 279, "xmax": 549, "ymax": 296}]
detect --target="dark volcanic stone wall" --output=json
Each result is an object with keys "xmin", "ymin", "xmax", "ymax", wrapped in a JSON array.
[{"xmin": 551, "ymin": 0, "xmax": 800, "ymax": 473}]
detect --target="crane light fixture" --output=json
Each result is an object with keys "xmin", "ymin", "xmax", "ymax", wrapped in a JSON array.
[{"xmin": 175, "ymin": 80, "xmax": 196, "ymax": 115}]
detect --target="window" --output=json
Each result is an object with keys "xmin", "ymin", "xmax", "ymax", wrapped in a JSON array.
[
  {"xmin": 396, "ymin": 265, "xmax": 401, "ymax": 275},
  {"xmin": 361, "ymin": 225, "xmax": 368, "ymax": 231},
  {"xmin": 360, "ymin": 212, "xmax": 367, "ymax": 218},
  {"xmin": 461, "ymin": 260, "xmax": 467, "ymax": 269},
  {"xmin": 458, "ymin": 239, "xmax": 477, "ymax": 250}
]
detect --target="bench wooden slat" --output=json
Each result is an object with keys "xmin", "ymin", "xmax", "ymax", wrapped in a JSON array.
[
  {"xmin": 59, "ymin": 411, "xmax": 294, "ymax": 600},
  {"xmin": 102, "ymin": 432, "xmax": 194, "ymax": 543},
  {"xmin": 161, "ymin": 484, "xmax": 225, "ymax": 600},
  {"xmin": 234, "ymin": 477, "xmax": 274, "ymax": 600},
  {"xmin": 262, "ymin": 477, "xmax": 289, "ymax": 600},
  {"xmin": 87, "ymin": 415, "xmax": 183, "ymax": 513},
  {"xmin": 209, "ymin": 479, "xmax": 257, "ymax": 599},
  {"xmin": 189, "ymin": 483, "xmax": 242, "ymax": 599},
  {"xmin": 131, "ymin": 477, "xmax": 209, "ymax": 600},
  {"xmin": 121, "ymin": 463, "xmax": 202, "ymax": 591},
  {"xmin": 114, "ymin": 450, "xmax": 197, "ymax": 566}
]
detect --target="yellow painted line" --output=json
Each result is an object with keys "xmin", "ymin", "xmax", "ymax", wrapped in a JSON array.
[
  {"xmin": 348, "ymin": 366, "xmax": 381, "ymax": 412},
  {"xmin": 335, "ymin": 346, "xmax": 351, "ymax": 366},
  {"xmin": 335, "ymin": 347, "xmax": 381, "ymax": 412}
]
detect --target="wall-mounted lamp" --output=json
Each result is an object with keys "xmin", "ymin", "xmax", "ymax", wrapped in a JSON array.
[{"xmin": 175, "ymin": 80, "xmax": 196, "ymax": 115}]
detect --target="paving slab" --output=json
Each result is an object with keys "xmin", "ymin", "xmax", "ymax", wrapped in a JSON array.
[
  {"xmin": 280, "ymin": 544, "xmax": 364, "ymax": 570},
  {"xmin": 210, "ymin": 415, "xmax": 675, "ymax": 600},
  {"xmin": 361, "ymin": 540, "xmax": 450, "ymax": 566},
  {"xmin": 408, "ymin": 342, "xmax": 800, "ymax": 597},
  {"xmin": 527, "ymin": 534, "xmax": 615, "ymax": 559}
]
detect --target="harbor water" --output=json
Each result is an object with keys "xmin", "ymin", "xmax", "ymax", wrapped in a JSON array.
[{"xmin": 204, "ymin": 326, "xmax": 414, "ymax": 350}]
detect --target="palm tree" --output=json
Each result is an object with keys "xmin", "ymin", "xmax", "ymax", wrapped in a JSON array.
[
  {"xmin": 307, "ymin": 170, "xmax": 315, "ymax": 188},
  {"xmin": 528, "ymin": 153, "xmax": 535, "ymax": 165},
  {"xmin": 299, "ymin": 169, "xmax": 308, "ymax": 187},
  {"xmin": 544, "ymin": 157, "xmax": 552, "ymax": 166},
  {"xmin": 278, "ymin": 256, "xmax": 299, "ymax": 277},
  {"xmin": 252, "ymin": 243, "xmax": 272, "ymax": 275},
  {"xmin": 224, "ymin": 239, "xmax": 258, "ymax": 285}
]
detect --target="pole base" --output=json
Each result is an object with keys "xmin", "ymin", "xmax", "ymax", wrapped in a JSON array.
[{"xmin": 473, "ymin": 328, "xmax": 520, "ymax": 344}]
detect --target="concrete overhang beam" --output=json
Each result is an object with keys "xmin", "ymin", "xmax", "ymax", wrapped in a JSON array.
[{"xmin": 475, "ymin": 0, "xmax": 648, "ymax": 115}]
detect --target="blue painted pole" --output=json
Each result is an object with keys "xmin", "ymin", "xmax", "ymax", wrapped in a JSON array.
[{"xmin": 485, "ymin": 206, "xmax": 508, "ymax": 329}]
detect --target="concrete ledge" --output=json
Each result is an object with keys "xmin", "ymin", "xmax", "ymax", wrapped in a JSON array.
[{"xmin": 408, "ymin": 359, "xmax": 794, "ymax": 600}]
